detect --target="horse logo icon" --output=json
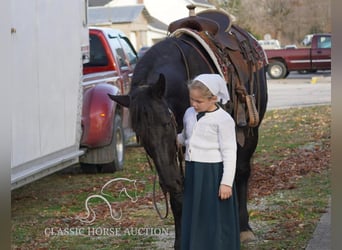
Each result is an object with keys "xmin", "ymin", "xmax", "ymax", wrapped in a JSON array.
[{"xmin": 76, "ymin": 178, "xmax": 138, "ymax": 224}]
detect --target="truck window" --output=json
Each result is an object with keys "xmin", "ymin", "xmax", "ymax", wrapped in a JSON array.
[
  {"xmin": 84, "ymin": 34, "xmax": 108, "ymax": 67},
  {"xmin": 109, "ymin": 38, "xmax": 129, "ymax": 68},
  {"xmin": 317, "ymin": 36, "xmax": 331, "ymax": 49},
  {"xmin": 108, "ymin": 36, "xmax": 137, "ymax": 69},
  {"xmin": 119, "ymin": 37, "xmax": 138, "ymax": 66}
]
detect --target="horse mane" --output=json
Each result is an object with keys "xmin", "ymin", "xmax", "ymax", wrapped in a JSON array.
[
  {"xmin": 129, "ymin": 87, "xmax": 152, "ymax": 136},
  {"xmin": 132, "ymin": 37, "xmax": 178, "ymax": 88},
  {"xmin": 129, "ymin": 87, "xmax": 169, "ymax": 137},
  {"xmin": 130, "ymin": 37, "xmax": 179, "ymax": 137}
]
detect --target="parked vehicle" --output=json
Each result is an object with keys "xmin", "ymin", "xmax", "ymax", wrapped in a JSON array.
[
  {"xmin": 284, "ymin": 44, "xmax": 297, "ymax": 49},
  {"xmin": 265, "ymin": 33, "xmax": 331, "ymax": 79},
  {"xmin": 258, "ymin": 39, "xmax": 281, "ymax": 50},
  {"xmin": 11, "ymin": 0, "xmax": 89, "ymax": 189},
  {"xmin": 10, "ymin": 4, "xmax": 138, "ymax": 188},
  {"xmin": 302, "ymin": 34, "xmax": 314, "ymax": 46},
  {"xmin": 80, "ymin": 27, "xmax": 138, "ymax": 173}
]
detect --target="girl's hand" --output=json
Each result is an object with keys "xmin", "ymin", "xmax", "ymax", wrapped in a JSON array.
[{"xmin": 218, "ymin": 184, "xmax": 232, "ymax": 200}]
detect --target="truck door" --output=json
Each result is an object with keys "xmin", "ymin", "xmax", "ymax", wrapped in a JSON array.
[
  {"xmin": 110, "ymin": 36, "xmax": 137, "ymax": 132},
  {"xmin": 112, "ymin": 36, "xmax": 138, "ymax": 95},
  {"xmin": 311, "ymin": 35, "xmax": 331, "ymax": 70}
]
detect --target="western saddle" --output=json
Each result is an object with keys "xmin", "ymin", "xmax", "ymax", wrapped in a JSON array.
[{"xmin": 168, "ymin": 5, "xmax": 268, "ymax": 146}]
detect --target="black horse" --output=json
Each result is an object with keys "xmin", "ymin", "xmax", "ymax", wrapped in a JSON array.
[{"xmin": 110, "ymin": 10, "xmax": 268, "ymax": 249}]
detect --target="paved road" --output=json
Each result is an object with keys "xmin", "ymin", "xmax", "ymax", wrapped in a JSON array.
[{"xmin": 266, "ymin": 71, "xmax": 331, "ymax": 110}]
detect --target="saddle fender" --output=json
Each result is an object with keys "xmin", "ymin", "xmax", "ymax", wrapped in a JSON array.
[{"xmin": 81, "ymin": 83, "xmax": 120, "ymax": 148}]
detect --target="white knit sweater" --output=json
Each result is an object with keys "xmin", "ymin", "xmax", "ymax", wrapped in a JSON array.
[{"xmin": 178, "ymin": 106, "xmax": 237, "ymax": 186}]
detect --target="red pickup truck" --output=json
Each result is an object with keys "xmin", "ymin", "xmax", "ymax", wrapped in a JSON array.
[
  {"xmin": 265, "ymin": 33, "xmax": 331, "ymax": 79},
  {"xmin": 80, "ymin": 27, "xmax": 137, "ymax": 173}
]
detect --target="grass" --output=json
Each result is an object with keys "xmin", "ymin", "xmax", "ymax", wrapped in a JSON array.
[
  {"xmin": 243, "ymin": 169, "xmax": 330, "ymax": 249},
  {"xmin": 11, "ymin": 105, "xmax": 331, "ymax": 250},
  {"xmin": 255, "ymin": 105, "xmax": 331, "ymax": 165}
]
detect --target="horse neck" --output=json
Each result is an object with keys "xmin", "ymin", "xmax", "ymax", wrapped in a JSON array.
[{"xmin": 175, "ymin": 36, "xmax": 218, "ymax": 79}]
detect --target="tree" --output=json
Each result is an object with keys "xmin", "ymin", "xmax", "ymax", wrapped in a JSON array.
[
  {"xmin": 263, "ymin": 0, "xmax": 292, "ymax": 41},
  {"xmin": 208, "ymin": 0, "xmax": 331, "ymax": 45}
]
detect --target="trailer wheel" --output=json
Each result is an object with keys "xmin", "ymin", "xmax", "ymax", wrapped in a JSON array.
[
  {"xmin": 267, "ymin": 61, "xmax": 287, "ymax": 79},
  {"xmin": 100, "ymin": 114, "xmax": 125, "ymax": 173}
]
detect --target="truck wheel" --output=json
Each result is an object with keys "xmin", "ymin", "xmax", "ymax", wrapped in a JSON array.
[
  {"xmin": 267, "ymin": 61, "xmax": 287, "ymax": 79},
  {"xmin": 101, "ymin": 114, "xmax": 125, "ymax": 173}
]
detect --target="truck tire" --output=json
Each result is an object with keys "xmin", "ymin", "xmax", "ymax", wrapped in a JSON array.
[
  {"xmin": 267, "ymin": 61, "xmax": 287, "ymax": 79},
  {"xmin": 100, "ymin": 114, "xmax": 125, "ymax": 173}
]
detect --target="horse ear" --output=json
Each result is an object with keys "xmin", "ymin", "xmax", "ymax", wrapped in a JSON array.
[
  {"xmin": 108, "ymin": 94, "xmax": 131, "ymax": 107},
  {"xmin": 152, "ymin": 74, "xmax": 166, "ymax": 98}
]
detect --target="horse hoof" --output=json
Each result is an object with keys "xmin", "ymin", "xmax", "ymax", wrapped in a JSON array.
[{"xmin": 240, "ymin": 230, "xmax": 256, "ymax": 243}]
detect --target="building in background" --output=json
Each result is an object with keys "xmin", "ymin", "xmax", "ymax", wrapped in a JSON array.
[
  {"xmin": 88, "ymin": 5, "xmax": 167, "ymax": 50},
  {"xmin": 88, "ymin": 0, "xmax": 215, "ymax": 50}
]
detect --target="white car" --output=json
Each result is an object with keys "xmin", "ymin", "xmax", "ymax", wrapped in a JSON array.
[
  {"xmin": 284, "ymin": 44, "xmax": 297, "ymax": 49},
  {"xmin": 258, "ymin": 39, "xmax": 281, "ymax": 50}
]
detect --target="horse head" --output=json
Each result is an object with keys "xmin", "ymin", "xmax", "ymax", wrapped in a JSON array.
[{"xmin": 109, "ymin": 74, "xmax": 183, "ymax": 195}]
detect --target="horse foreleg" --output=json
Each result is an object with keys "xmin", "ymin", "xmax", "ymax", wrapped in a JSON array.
[
  {"xmin": 236, "ymin": 170, "xmax": 251, "ymax": 231},
  {"xmin": 169, "ymin": 192, "xmax": 183, "ymax": 250},
  {"xmin": 236, "ymin": 160, "xmax": 256, "ymax": 243},
  {"xmin": 236, "ymin": 176, "xmax": 256, "ymax": 242}
]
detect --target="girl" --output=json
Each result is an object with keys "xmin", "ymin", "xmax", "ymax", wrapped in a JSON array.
[{"xmin": 178, "ymin": 74, "xmax": 240, "ymax": 250}]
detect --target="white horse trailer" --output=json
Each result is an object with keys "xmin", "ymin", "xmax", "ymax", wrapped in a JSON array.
[{"xmin": 10, "ymin": 0, "xmax": 89, "ymax": 189}]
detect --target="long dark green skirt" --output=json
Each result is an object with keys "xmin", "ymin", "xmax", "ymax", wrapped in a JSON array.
[{"xmin": 181, "ymin": 161, "xmax": 240, "ymax": 250}]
